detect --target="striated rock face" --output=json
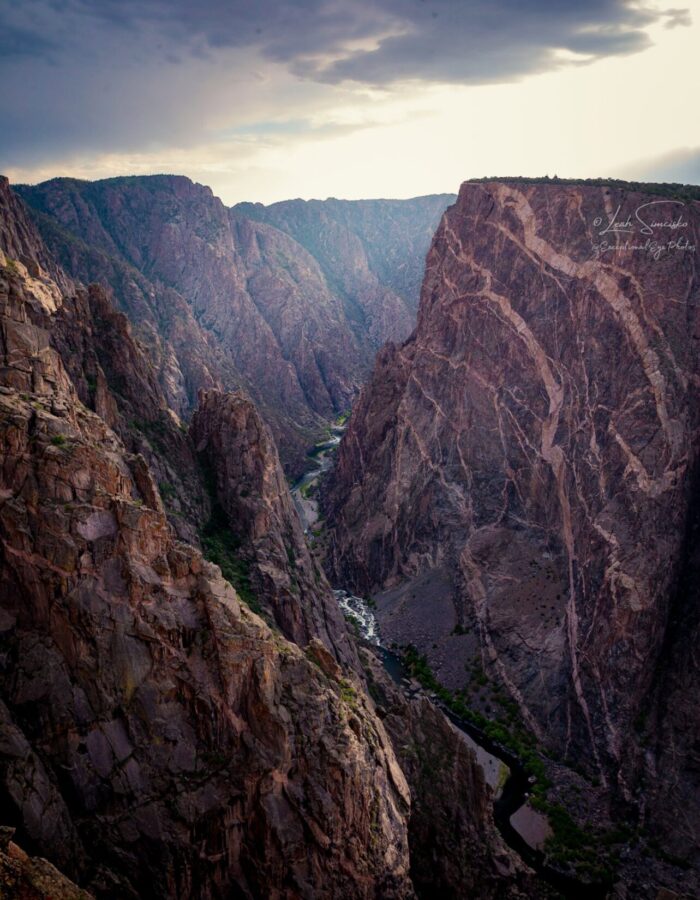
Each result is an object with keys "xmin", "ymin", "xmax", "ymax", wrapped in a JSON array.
[
  {"xmin": 18, "ymin": 177, "xmax": 453, "ymax": 476},
  {"xmin": 190, "ymin": 389, "xmax": 356, "ymax": 664},
  {"xmin": 0, "ymin": 180, "xmax": 416, "ymax": 900},
  {"xmin": 324, "ymin": 180, "xmax": 700, "ymax": 875}
]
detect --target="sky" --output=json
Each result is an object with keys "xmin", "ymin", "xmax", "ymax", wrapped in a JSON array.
[{"xmin": 1, "ymin": 0, "xmax": 699, "ymax": 204}]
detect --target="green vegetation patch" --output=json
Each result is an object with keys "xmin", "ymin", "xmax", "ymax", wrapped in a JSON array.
[
  {"xmin": 403, "ymin": 645, "xmax": 548, "ymax": 797},
  {"xmin": 399, "ymin": 644, "xmax": 638, "ymax": 884},
  {"xmin": 158, "ymin": 480, "xmax": 176, "ymax": 502},
  {"xmin": 200, "ymin": 505, "xmax": 260, "ymax": 614},
  {"xmin": 338, "ymin": 677, "xmax": 358, "ymax": 709},
  {"xmin": 198, "ymin": 453, "xmax": 261, "ymax": 614},
  {"xmin": 299, "ymin": 481, "xmax": 317, "ymax": 499},
  {"xmin": 130, "ymin": 416, "xmax": 171, "ymax": 453}
]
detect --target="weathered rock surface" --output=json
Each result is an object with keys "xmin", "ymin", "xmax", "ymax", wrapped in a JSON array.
[
  {"xmin": 0, "ymin": 180, "xmax": 70, "ymax": 301},
  {"xmin": 190, "ymin": 388, "xmax": 357, "ymax": 664},
  {"xmin": 0, "ymin": 828, "xmax": 93, "ymax": 900},
  {"xmin": 233, "ymin": 194, "xmax": 455, "ymax": 345},
  {"xmin": 360, "ymin": 650, "xmax": 538, "ymax": 900},
  {"xmin": 0, "ymin": 179, "xmax": 415, "ymax": 899},
  {"xmin": 46, "ymin": 280, "xmax": 209, "ymax": 546},
  {"xmin": 0, "ymin": 174, "xmax": 536, "ymax": 899},
  {"xmin": 323, "ymin": 179, "xmax": 700, "ymax": 890},
  {"xmin": 18, "ymin": 177, "xmax": 453, "ymax": 476}
]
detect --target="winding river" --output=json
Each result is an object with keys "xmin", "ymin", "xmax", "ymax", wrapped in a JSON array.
[{"xmin": 292, "ymin": 431, "xmax": 609, "ymax": 900}]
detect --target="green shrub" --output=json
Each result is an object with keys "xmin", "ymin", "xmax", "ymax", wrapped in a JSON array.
[
  {"xmin": 158, "ymin": 480, "xmax": 175, "ymax": 501},
  {"xmin": 465, "ymin": 175, "xmax": 700, "ymax": 202}
]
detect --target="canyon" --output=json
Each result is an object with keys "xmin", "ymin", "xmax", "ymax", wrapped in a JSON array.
[
  {"xmin": 16, "ymin": 177, "xmax": 453, "ymax": 477},
  {"xmin": 1, "ymin": 168, "xmax": 699, "ymax": 899},
  {"xmin": 0, "ymin": 175, "xmax": 537, "ymax": 899}
]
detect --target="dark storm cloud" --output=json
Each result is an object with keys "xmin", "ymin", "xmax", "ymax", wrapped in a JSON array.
[
  {"xmin": 0, "ymin": 0, "xmax": 690, "ymax": 169},
  {"xmin": 290, "ymin": 0, "xmax": 670, "ymax": 85},
  {"xmin": 2, "ymin": 1, "xmax": 687, "ymax": 83},
  {"xmin": 0, "ymin": 21, "xmax": 56, "ymax": 59}
]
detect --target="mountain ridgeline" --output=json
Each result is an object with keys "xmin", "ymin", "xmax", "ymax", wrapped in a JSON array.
[{"xmin": 16, "ymin": 176, "xmax": 454, "ymax": 476}]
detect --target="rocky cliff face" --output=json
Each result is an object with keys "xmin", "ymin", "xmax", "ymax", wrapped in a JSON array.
[
  {"xmin": 17, "ymin": 177, "xmax": 453, "ymax": 476},
  {"xmin": 0, "ymin": 175, "xmax": 536, "ymax": 898},
  {"xmin": 190, "ymin": 389, "xmax": 357, "ymax": 664},
  {"xmin": 324, "ymin": 179, "xmax": 700, "ymax": 888},
  {"xmin": 359, "ymin": 649, "xmax": 534, "ymax": 900},
  {"xmin": 0, "ymin": 174, "xmax": 418, "ymax": 899},
  {"xmin": 0, "ymin": 828, "xmax": 93, "ymax": 900},
  {"xmin": 30, "ymin": 206, "xmax": 234, "ymax": 420},
  {"xmin": 46, "ymin": 280, "xmax": 209, "ymax": 546},
  {"xmin": 233, "ymin": 194, "xmax": 454, "ymax": 345}
]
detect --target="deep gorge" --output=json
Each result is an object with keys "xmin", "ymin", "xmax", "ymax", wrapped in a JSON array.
[{"xmin": 1, "ymin": 172, "xmax": 699, "ymax": 900}]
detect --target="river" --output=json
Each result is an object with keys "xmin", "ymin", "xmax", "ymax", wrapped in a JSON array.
[
  {"xmin": 291, "ymin": 427, "xmax": 343, "ymax": 533},
  {"xmin": 291, "ymin": 429, "xmax": 609, "ymax": 899}
]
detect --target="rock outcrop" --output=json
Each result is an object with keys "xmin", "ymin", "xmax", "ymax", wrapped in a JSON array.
[
  {"xmin": 17, "ymin": 177, "xmax": 453, "ymax": 476},
  {"xmin": 46, "ymin": 280, "xmax": 208, "ymax": 546},
  {"xmin": 190, "ymin": 388, "xmax": 356, "ymax": 664},
  {"xmin": 0, "ymin": 827, "xmax": 93, "ymax": 900},
  {"xmin": 0, "ymin": 175, "xmax": 415, "ymax": 899},
  {"xmin": 0, "ymin": 174, "xmax": 538, "ymax": 900},
  {"xmin": 323, "ymin": 178, "xmax": 700, "ymax": 891}
]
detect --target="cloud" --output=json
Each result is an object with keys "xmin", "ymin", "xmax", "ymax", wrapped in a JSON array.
[
  {"xmin": 624, "ymin": 146, "xmax": 700, "ymax": 184},
  {"xmin": 0, "ymin": 21, "xmax": 57, "ymax": 59},
  {"xmin": 3, "ymin": 2, "xmax": 687, "ymax": 83},
  {"xmin": 664, "ymin": 7, "xmax": 693, "ymax": 27},
  {"xmin": 294, "ymin": 1, "xmax": 670, "ymax": 85},
  {"xmin": 0, "ymin": 0, "xmax": 691, "ymax": 174}
]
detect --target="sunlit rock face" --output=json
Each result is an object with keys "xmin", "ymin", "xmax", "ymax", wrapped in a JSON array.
[{"xmin": 324, "ymin": 179, "xmax": 700, "ymax": 871}]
